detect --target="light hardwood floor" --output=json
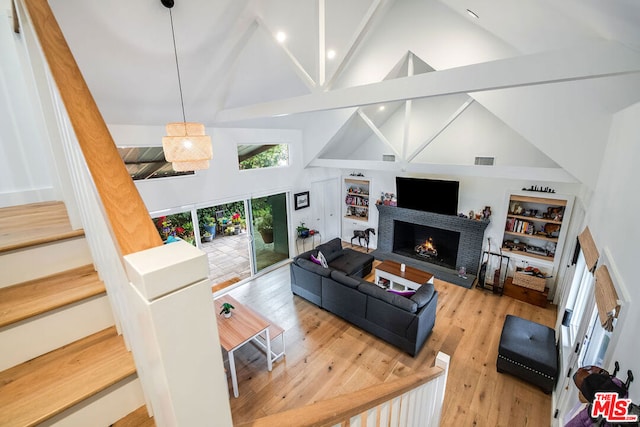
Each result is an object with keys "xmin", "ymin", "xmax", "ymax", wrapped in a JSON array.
[{"xmin": 224, "ymin": 254, "xmax": 557, "ymax": 426}]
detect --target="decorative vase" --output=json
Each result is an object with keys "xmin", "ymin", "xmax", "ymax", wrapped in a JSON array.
[{"xmin": 223, "ymin": 312, "xmax": 232, "ymax": 318}]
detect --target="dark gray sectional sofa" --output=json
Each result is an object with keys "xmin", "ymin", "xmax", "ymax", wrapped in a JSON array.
[{"xmin": 290, "ymin": 238, "xmax": 438, "ymax": 356}]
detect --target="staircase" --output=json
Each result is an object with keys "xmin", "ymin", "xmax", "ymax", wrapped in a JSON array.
[{"xmin": 0, "ymin": 202, "xmax": 147, "ymax": 426}]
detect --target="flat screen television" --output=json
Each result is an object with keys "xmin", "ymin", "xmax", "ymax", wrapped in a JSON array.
[{"xmin": 395, "ymin": 177, "xmax": 459, "ymax": 215}]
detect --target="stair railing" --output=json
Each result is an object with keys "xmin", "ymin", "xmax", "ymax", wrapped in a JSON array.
[
  {"xmin": 239, "ymin": 352, "xmax": 450, "ymax": 427},
  {"xmin": 15, "ymin": 1, "xmax": 233, "ymax": 425},
  {"xmin": 13, "ymin": 2, "xmax": 450, "ymax": 426}
]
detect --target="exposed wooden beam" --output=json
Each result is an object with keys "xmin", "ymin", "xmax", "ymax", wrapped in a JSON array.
[
  {"xmin": 215, "ymin": 41, "xmax": 640, "ymax": 124},
  {"xmin": 309, "ymin": 158, "xmax": 578, "ymax": 183},
  {"xmin": 406, "ymin": 97, "xmax": 474, "ymax": 163},
  {"xmin": 357, "ymin": 109, "xmax": 401, "ymax": 158}
]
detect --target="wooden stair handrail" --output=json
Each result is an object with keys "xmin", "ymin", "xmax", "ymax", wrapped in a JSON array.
[
  {"xmin": 237, "ymin": 365, "xmax": 445, "ymax": 427},
  {"xmin": 21, "ymin": 0, "xmax": 162, "ymax": 255}
]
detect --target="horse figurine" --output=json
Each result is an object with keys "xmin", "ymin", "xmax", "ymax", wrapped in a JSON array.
[{"xmin": 351, "ymin": 228, "xmax": 375, "ymax": 252}]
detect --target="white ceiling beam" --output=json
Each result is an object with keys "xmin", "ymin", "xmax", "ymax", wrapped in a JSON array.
[
  {"xmin": 308, "ymin": 159, "xmax": 578, "ymax": 183},
  {"xmin": 215, "ymin": 41, "xmax": 640, "ymax": 123},
  {"xmin": 406, "ymin": 97, "xmax": 475, "ymax": 163},
  {"xmin": 255, "ymin": 16, "xmax": 317, "ymax": 90},
  {"xmin": 324, "ymin": 0, "xmax": 387, "ymax": 90},
  {"xmin": 318, "ymin": 0, "xmax": 326, "ymax": 86},
  {"xmin": 357, "ymin": 109, "xmax": 401, "ymax": 158},
  {"xmin": 401, "ymin": 53, "xmax": 414, "ymax": 160}
]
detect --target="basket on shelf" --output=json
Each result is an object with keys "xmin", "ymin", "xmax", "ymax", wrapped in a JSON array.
[{"xmin": 513, "ymin": 268, "xmax": 547, "ymax": 292}]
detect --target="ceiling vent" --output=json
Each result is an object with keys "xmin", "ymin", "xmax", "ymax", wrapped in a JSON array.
[
  {"xmin": 475, "ymin": 156, "xmax": 495, "ymax": 166},
  {"xmin": 382, "ymin": 154, "xmax": 396, "ymax": 162}
]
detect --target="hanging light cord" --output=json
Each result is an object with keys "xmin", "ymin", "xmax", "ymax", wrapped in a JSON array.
[{"xmin": 168, "ymin": 8, "xmax": 186, "ymax": 124}]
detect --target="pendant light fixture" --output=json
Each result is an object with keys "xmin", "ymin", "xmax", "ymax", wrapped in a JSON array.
[{"xmin": 161, "ymin": 0, "xmax": 212, "ymax": 171}]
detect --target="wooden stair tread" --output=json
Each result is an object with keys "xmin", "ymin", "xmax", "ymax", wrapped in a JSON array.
[
  {"xmin": 0, "ymin": 327, "xmax": 136, "ymax": 427},
  {"xmin": 0, "ymin": 201, "xmax": 85, "ymax": 253},
  {"xmin": 112, "ymin": 406, "xmax": 156, "ymax": 427},
  {"xmin": 0, "ymin": 265, "xmax": 105, "ymax": 328}
]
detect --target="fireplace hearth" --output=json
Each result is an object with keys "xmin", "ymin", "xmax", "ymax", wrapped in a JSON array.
[
  {"xmin": 372, "ymin": 205, "xmax": 489, "ymax": 288},
  {"xmin": 393, "ymin": 220, "xmax": 460, "ymax": 270}
]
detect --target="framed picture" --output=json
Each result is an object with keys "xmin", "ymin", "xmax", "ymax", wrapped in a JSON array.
[{"xmin": 294, "ymin": 191, "xmax": 310, "ymax": 210}]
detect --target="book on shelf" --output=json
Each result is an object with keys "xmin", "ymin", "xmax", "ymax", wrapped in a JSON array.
[{"xmin": 506, "ymin": 218, "xmax": 535, "ymax": 234}]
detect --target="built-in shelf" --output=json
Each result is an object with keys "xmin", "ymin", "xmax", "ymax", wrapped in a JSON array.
[
  {"xmin": 500, "ymin": 191, "xmax": 574, "ymax": 297},
  {"xmin": 342, "ymin": 177, "xmax": 373, "ymax": 242},
  {"xmin": 344, "ymin": 178, "xmax": 370, "ymax": 222}
]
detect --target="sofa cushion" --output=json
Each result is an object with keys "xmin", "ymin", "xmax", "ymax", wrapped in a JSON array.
[
  {"xmin": 315, "ymin": 238, "xmax": 344, "ymax": 263},
  {"xmin": 296, "ymin": 258, "xmax": 332, "ymax": 277},
  {"xmin": 358, "ymin": 282, "xmax": 418, "ymax": 313},
  {"xmin": 330, "ymin": 270, "xmax": 361, "ymax": 289},
  {"xmin": 410, "ymin": 283, "xmax": 435, "ymax": 308},
  {"xmin": 329, "ymin": 249, "xmax": 374, "ymax": 276}
]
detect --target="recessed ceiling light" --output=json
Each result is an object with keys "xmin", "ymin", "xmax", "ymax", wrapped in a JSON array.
[
  {"xmin": 275, "ymin": 31, "xmax": 287, "ymax": 43},
  {"xmin": 466, "ymin": 9, "xmax": 479, "ymax": 19},
  {"xmin": 378, "ymin": 105, "xmax": 386, "ymax": 112},
  {"xmin": 327, "ymin": 49, "xmax": 336, "ymax": 60}
]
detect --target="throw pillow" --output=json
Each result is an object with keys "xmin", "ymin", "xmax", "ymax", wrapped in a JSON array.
[
  {"xmin": 310, "ymin": 254, "xmax": 322, "ymax": 265},
  {"xmin": 386, "ymin": 288, "xmax": 416, "ymax": 298},
  {"xmin": 317, "ymin": 251, "xmax": 329, "ymax": 268}
]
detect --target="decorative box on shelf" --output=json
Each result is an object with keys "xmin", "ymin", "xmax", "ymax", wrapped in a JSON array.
[{"xmin": 512, "ymin": 268, "xmax": 546, "ymax": 292}]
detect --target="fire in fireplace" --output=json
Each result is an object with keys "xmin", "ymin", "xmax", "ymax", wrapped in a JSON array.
[
  {"xmin": 415, "ymin": 238, "xmax": 438, "ymax": 258},
  {"xmin": 393, "ymin": 220, "xmax": 460, "ymax": 270}
]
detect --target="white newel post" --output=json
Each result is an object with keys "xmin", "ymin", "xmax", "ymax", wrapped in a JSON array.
[{"xmin": 123, "ymin": 241, "xmax": 233, "ymax": 427}]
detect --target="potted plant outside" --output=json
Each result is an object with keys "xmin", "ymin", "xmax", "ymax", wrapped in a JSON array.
[
  {"xmin": 219, "ymin": 302, "xmax": 235, "ymax": 318},
  {"xmin": 201, "ymin": 231, "xmax": 213, "ymax": 242},
  {"xmin": 203, "ymin": 216, "xmax": 217, "ymax": 238},
  {"xmin": 256, "ymin": 211, "xmax": 274, "ymax": 243},
  {"xmin": 231, "ymin": 213, "xmax": 242, "ymax": 234}
]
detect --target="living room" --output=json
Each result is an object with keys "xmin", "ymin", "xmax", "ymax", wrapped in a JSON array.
[{"xmin": 3, "ymin": 0, "xmax": 640, "ymax": 425}]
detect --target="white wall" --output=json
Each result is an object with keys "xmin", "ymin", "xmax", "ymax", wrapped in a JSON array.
[
  {"xmin": 350, "ymin": 97, "xmax": 559, "ymax": 168},
  {"xmin": 355, "ymin": 169, "xmax": 582, "ymax": 252},
  {"xmin": 108, "ymin": 124, "xmax": 340, "ymax": 234},
  {"xmin": 0, "ymin": 7, "xmax": 57, "ymax": 207},
  {"xmin": 586, "ymin": 101, "xmax": 640, "ymax": 399}
]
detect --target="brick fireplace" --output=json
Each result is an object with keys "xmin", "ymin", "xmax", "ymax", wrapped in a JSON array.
[{"xmin": 372, "ymin": 205, "xmax": 489, "ymax": 288}]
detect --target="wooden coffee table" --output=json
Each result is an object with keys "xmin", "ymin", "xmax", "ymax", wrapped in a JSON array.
[
  {"xmin": 214, "ymin": 295, "xmax": 276, "ymax": 398},
  {"xmin": 375, "ymin": 260, "xmax": 434, "ymax": 291}
]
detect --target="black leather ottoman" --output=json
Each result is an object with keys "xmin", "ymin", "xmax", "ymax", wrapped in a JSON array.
[{"xmin": 497, "ymin": 314, "xmax": 558, "ymax": 393}]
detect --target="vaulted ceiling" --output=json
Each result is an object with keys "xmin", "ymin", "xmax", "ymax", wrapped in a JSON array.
[{"xmin": 48, "ymin": 0, "xmax": 640, "ymax": 188}]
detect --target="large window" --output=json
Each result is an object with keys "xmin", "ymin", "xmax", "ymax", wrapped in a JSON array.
[
  {"xmin": 151, "ymin": 192, "xmax": 291, "ymax": 286},
  {"xmin": 564, "ymin": 252, "xmax": 595, "ymax": 345},
  {"xmin": 118, "ymin": 147, "xmax": 194, "ymax": 180}
]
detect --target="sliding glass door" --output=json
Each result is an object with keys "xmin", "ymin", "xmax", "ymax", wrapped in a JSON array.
[
  {"xmin": 250, "ymin": 192, "xmax": 289, "ymax": 273},
  {"xmin": 151, "ymin": 191, "xmax": 290, "ymax": 287}
]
